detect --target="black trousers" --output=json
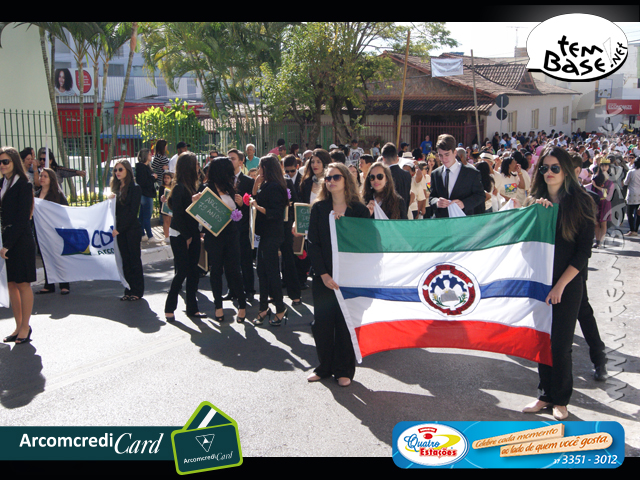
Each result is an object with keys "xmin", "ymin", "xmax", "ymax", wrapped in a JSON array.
[
  {"xmin": 165, "ymin": 235, "xmax": 200, "ymax": 315},
  {"xmin": 205, "ymin": 227, "xmax": 246, "ymax": 310},
  {"xmin": 577, "ymin": 277, "xmax": 607, "ymax": 367},
  {"xmin": 256, "ymin": 235, "xmax": 285, "ymax": 313},
  {"xmin": 279, "ymin": 227, "xmax": 301, "ymax": 300},
  {"xmin": 311, "ymin": 276, "xmax": 356, "ymax": 380},
  {"xmin": 238, "ymin": 226, "xmax": 255, "ymax": 296},
  {"xmin": 537, "ymin": 276, "xmax": 582, "ymax": 406},
  {"xmin": 117, "ymin": 228, "xmax": 144, "ymax": 298}
]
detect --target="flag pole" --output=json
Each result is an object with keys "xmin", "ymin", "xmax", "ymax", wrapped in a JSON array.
[
  {"xmin": 396, "ymin": 30, "xmax": 410, "ymax": 149},
  {"xmin": 470, "ymin": 50, "xmax": 481, "ymax": 148}
]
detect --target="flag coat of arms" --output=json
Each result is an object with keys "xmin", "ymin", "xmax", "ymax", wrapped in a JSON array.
[
  {"xmin": 33, "ymin": 198, "xmax": 129, "ymax": 288},
  {"xmin": 329, "ymin": 204, "xmax": 557, "ymax": 366}
]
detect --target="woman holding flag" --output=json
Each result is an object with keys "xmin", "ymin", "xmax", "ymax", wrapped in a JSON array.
[
  {"xmin": 306, "ymin": 162, "xmax": 370, "ymax": 387},
  {"xmin": 0, "ymin": 147, "xmax": 36, "ymax": 345},
  {"xmin": 522, "ymin": 146, "xmax": 597, "ymax": 420}
]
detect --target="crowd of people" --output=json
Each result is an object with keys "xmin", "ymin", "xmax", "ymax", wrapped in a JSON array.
[{"xmin": 2, "ymin": 127, "xmax": 639, "ymax": 419}]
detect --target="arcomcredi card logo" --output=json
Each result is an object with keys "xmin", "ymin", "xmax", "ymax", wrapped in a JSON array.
[{"xmin": 396, "ymin": 423, "xmax": 469, "ymax": 467}]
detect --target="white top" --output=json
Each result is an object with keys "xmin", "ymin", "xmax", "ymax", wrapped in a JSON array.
[
  {"xmin": 168, "ymin": 154, "xmax": 179, "ymax": 173},
  {"xmin": 624, "ymin": 168, "xmax": 640, "ymax": 205},
  {"xmin": 442, "ymin": 161, "xmax": 462, "ymax": 197}
]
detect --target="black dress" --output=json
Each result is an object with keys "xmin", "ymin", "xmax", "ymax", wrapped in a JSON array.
[
  {"xmin": 115, "ymin": 183, "xmax": 144, "ymax": 298},
  {"xmin": 307, "ymin": 198, "xmax": 371, "ymax": 380},
  {"xmin": 0, "ymin": 176, "xmax": 36, "ymax": 284}
]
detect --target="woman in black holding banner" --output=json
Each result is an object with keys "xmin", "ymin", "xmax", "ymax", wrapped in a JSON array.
[
  {"xmin": 522, "ymin": 146, "xmax": 596, "ymax": 420},
  {"xmin": 195, "ymin": 157, "xmax": 247, "ymax": 323},
  {"xmin": 250, "ymin": 155, "xmax": 289, "ymax": 326},
  {"xmin": 306, "ymin": 162, "xmax": 370, "ymax": 387},
  {"xmin": 110, "ymin": 160, "xmax": 144, "ymax": 301},
  {"xmin": 164, "ymin": 152, "xmax": 206, "ymax": 321}
]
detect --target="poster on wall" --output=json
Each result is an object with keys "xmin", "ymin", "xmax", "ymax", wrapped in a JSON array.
[{"xmin": 54, "ymin": 68, "xmax": 95, "ymax": 97}]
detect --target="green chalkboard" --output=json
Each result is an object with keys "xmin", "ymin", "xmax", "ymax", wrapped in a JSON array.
[
  {"xmin": 294, "ymin": 203, "xmax": 311, "ymax": 236},
  {"xmin": 186, "ymin": 187, "xmax": 233, "ymax": 237}
]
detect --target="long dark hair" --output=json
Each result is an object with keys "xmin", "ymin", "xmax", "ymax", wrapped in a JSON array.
[
  {"xmin": 529, "ymin": 146, "xmax": 597, "ymax": 242},
  {"xmin": 475, "ymin": 161, "xmax": 494, "ymax": 193},
  {"xmin": 173, "ymin": 151, "xmax": 199, "ymax": 196},
  {"xmin": 110, "ymin": 160, "xmax": 134, "ymax": 202},
  {"xmin": 0, "ymin": 146, "xmax": 28, "ymax": 182},
  {"xmin": 300, "ymin": 148, "xmax": 330, "ymax": 188},
  {"xmin": 39, "ymin": 168, "xmax": 65, "ymax": 203},
  {"xmin": 259, "ymin": 155, "xmax": 286, "ymax": 190},
  {"xmin": 207, "ymin": 156, "xmax": 235, "ymax": 196},
  {"xmin": 363, "ymin": 161, "xmax": 404, "ymax": 219}
]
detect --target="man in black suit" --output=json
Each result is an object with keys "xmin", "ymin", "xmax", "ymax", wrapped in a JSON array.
[
  {"xmin": 381, "ymin": 142, "xmax": 411, "ymax": 209},
  {"xmin": 229, "ymin": 149, "xmax": 256, "ymax": 301},
  {"xmin": 429, "ymin": 134, "xmax": 485, "ymax": 218}
]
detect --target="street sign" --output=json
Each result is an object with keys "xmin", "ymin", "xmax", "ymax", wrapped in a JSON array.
[
  {"xmin": 495, "ymin": 94, "xmax": 509, "ymax": 108},
  {"xmin": 496, "ymin": 109, "xmax": 508, "ymax": 121}
]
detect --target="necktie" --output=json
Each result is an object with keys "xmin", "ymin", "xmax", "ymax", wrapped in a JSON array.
[{"xmin": 444, "ymin": 168, "xmax": 450, "ymax": 198}]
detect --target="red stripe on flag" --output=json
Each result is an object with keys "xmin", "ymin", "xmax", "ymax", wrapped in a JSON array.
[{"xmin": 355, "ymin": 319, "xmax": 552, "ymax": 365}]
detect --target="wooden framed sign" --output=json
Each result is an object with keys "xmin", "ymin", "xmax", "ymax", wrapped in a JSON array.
[
  {"xmin": 293, "ymin": 203, "xmax": 311, "ymax": 236},
  {"xmin": 161, "ymin": 188, "xmax": 173, "ymax": 216},
  {"xmin": 186, "ymin": 187, "xmax": 233, "ymax": 237}
]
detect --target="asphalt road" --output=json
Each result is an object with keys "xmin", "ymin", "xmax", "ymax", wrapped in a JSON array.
[{"xmin": 1, "ymin": 225, "xmax": 639, "ymax": 461}]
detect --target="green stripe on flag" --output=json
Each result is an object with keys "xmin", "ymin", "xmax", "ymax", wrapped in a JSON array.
[{"xmin": 336, "ymin": 203, "xmax": 557, "ymax": 253}]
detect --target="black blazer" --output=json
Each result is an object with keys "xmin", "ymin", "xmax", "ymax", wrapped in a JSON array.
[
  {"xmin": 428, "ymin": 163, "xmax": 486, "ymax": 217},
  {"xmin": 135, "ymin": 162, "xmax": 157, "ymax": 198},
  {"xmin": 307, "ymin": 199, "xmax": 371, "ymax": 278},
  {"xmin": 254, "ymin": 181, "xmax": 288, "ymax": 242},
  {"xmin": 115, "ymin": 183, "xmax": 142, "ymax": 234},
  {"xmin": 389, "ymin": 164, "xmax": 412, "ymax": 210},
  {"xmin": 234, "ymin": 172, "xmax": 254, "ymax": 230},
  {"xmin": 168, "ymin": 183, "xmax": 200, "ymax": 241},
  {"xmin": 299, "ymin": 175, "xmax": 315, "ymax": 205},
  {"xmin": 0, "ymin": 175, "xmax": 34, "ymax": 251},
  {"xmin": 368, "ymin": 194, "xmax": 408, "ymax": 219}
]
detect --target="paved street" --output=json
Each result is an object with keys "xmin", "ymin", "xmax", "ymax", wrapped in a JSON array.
[{"xmin": 1, "ymin": 220, "xmax": 639, "ymax": 459}]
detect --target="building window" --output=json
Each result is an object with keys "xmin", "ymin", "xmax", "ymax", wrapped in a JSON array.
[
  {"xmin": 508, "ymin": 111, "xmax": 517, "ymax": 133},
  {"xmin": 108, "ymin": 64, "xmax": 124, "ymax": 77},
  {"xmin": 550, "ymin": 107, "xmax": 557, "ymax": 127},
  {"xmin": 563, "ymin": 106, "xmax": 569, "ymax": 124},
  {"xmin": 531, "ymin": 109, "xmax": 539, "ymax": 130}
]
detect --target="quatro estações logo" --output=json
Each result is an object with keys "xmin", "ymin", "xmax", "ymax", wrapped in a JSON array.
[
  {"xmin": 418, "ymin": 263, "xmax": 480, "ymax": 316},
  {"xmin": 397, "ymin": 423, "xmax": 469, "ymax": 467}
]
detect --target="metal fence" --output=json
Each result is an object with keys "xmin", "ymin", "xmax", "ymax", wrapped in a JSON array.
[{"xmin": 1, "ymin": 108, "xmax": 483, "ymax": 205}]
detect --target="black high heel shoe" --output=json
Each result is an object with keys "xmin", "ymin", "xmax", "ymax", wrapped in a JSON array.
[
  {"xmin": 214, "ymin": 309, "xmax": 225, "ymax": 322},
  {"xmin": 236, "ymin": 309, "xmax": 246, "ymax": 323},
  {"xmin": 15, "ymin": 327, "xmax": 32, "ymax": 345},
  {"xmin": 269, "ymin": 308, "xmax": 288, "ymax": 327},
  {"xmin": 3, "ymin": 333, "xmax": 18, "ymax": 343},
  {"xmin": 252, "ymin": 309, "xmax": 272, "ymax": 326}
]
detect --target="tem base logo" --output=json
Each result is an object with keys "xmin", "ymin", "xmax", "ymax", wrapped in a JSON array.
[{"xmin": 171, "ymin": 402, "xmax": 242, "ymax": 475}]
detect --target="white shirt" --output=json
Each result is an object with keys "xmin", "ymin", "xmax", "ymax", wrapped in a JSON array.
[
  {"xmin": 442, "ymin": 160, "xmax": 462, "ymax": 197},
  {"xmin": 168, "ymin": 154, "xmax": 179, "ymax": 173}
]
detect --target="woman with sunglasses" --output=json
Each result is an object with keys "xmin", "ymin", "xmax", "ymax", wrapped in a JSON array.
[
  {"xmin": 306, "ymin": 162, "xmax": 370, "ymax": 387},
  {"xmin": 1, "ymin": 147, "xmax": 36, "ymax": 345},
  {"xmin": 36, "ymin": 147, "xmax": 85, "ymax": 184},
  {"xmin": 250, "ymin": 155, "xmax": 289, "ymax": 326},
  {"xmin": 363, "ymin": 161, "xmax": 407, "ymax": 219},
  {"xmin": 522, "ymin": 146, "xmax": 597, "ymax": 420},
  {"xmin": 35, "ymin": 168, "xmax": 71, "ymax": 295},
  {"xmin": 110, "ymin": 160, "xmax": 144, "ymax": 301},
  {"xmin": 164, "ymin": 152, "xmax": 206, "ymax": 321}
]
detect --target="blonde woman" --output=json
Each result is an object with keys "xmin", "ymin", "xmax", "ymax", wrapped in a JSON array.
[{"xmin": 306, "ymin": 162, "xmax": 370, "ymax": 387}]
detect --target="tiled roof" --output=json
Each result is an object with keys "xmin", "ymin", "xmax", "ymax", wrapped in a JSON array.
[{"xmin": 367, "ymin": 98, "xmax": 494, "ymax": 113}]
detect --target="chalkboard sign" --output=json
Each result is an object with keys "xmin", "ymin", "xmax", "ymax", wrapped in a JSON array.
[
  {"xmin": 161, "ymin": 188, "xmax": 173, "ymax": 216},
  {"xmin": 294, "ymin": 203, "xmax": 311, "ymax": 236},
  {"xmin": 186, "ymin": 187, "xmax": 233, "ymax": 237}
]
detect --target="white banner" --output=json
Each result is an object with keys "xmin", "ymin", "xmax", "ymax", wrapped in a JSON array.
[
  {"xmin": 32, "ymin": 198, "xmax": 129, "ymax": 288},
  {"xmin": 0, "ymin": 235, "xmax": 9, "ymax": 308},
  {"xmin": 431, "ymin": 58, "xmax": 464, "ymax": 77}
]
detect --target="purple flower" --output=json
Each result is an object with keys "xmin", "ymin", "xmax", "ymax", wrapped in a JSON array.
[
  {"xmin": 231, "ymin": 209, "xmax": 243, "ymax": 222},
  {"xmin": 287, "ymin": 188, "xmax": 292, "ymax": 200}
]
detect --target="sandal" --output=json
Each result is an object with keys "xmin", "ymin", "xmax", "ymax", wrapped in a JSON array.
[
  {"xmin": 128, "ymin": 296, "xmax": 141, "ymax": 301},
  {"xmin": 252, "ymin": 309, "xmax": 272, "ymax": 326},
  {"xmin": 269, "ymin": 308, "xmax": 288, "ymax": 327},
  {"xmin": 36, "ymin": 289, "xmax": 54, "ymax": 295},
  {"xmin": 120, "ymin": 295, "xmax": 130, "ymax": 301}
]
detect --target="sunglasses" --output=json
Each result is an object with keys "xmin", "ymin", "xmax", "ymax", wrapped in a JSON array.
[
  {"xmin": 0, "ymin": 159, "xmax": 11, "ymax": 165},
  {"xmin": 285, "ymin": 169, "xmax": 297, "ymax": 174},
  {"xmin": 539, "ymin": 164, "xmax": 562, "ymax": 175},
  {"xmin": 114, "ymin": 167, "xmax": 126, "ymax": 173},
  {"xmin": 39, "ymin": 157, "xmax": 46, "ymax": 161},
  {"xmin": 368, "ymin": 173, "xmax": 385, "ymax": 181},
  {"xmin": 325, "ymin": 174, "xmax": 344, "ymax": 182}
]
